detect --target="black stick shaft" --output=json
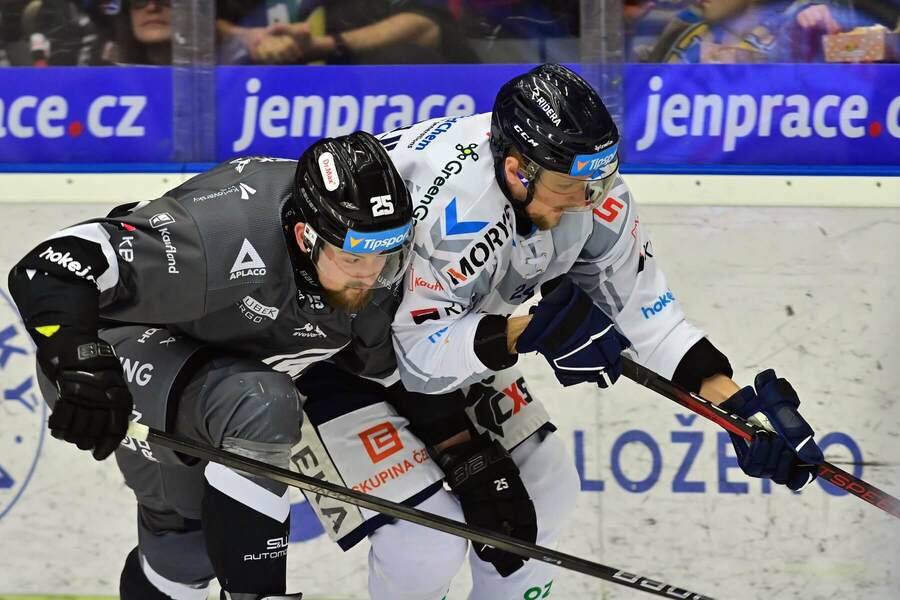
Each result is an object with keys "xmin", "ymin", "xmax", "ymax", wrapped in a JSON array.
[
  {"xmin": 128, "ymin": 422, "xmax": 716, "ymax": 599},
  {"xmin": 621, "ymin": 357, "xmax": 900, "ymax": 519}
]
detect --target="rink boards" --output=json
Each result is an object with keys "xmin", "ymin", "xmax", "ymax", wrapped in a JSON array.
[{"xmin": 0, "ymin": 184, "xmax": 898, "ymax": 599}]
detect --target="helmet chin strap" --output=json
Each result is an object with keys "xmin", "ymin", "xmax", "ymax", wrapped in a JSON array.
[{"xmin": 493, "ymin": 152, "xmax": 540, "ymax": 235}]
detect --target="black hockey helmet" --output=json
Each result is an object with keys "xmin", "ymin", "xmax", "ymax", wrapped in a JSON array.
[
  {"xmin": 291, "ymin": 131, "xmax": 413, "ymax": 289},
  {"xmin": 490, "ymin": 65, "xmax": 620, "ymax": 208}
]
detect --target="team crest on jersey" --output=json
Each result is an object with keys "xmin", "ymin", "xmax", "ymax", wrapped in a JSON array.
[
  {"xmin": 0, "ymin": 290, "xmax": 48, "ymax": 524},
  {"xmin": 230, "ymin": 239, "xmax": 267, "ymax": 280}
]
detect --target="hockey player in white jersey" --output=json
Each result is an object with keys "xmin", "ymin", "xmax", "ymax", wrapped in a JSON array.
[{"xmin": 375, "ymin": 64, "xmax": 826, "ymax": 599}]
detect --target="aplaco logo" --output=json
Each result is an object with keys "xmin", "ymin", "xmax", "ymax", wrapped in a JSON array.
[
  {"xmin": 636, "ymin": 74, "xmax": 900, "ymax": 152},
  {"xmin": 230, "ymin": 239, "xmax": 267, "ymax": 280},
  {"xmin": 0, "ymin": 94, "xmax": 146, "ymax": 140},
  {"xmin": 232, "ymin": 77, "xmax": 476, "ymax": 152},
  {"xmin": 641, "ymin": 290, "xmax": 675, "ymax": 319},
  {"xmin": 444, "ymin": 205, "xmax": 513, "ymax": 286},
  {"xmin": 38, "ymin": 246, "xmax": 95, "ymax": 281}
]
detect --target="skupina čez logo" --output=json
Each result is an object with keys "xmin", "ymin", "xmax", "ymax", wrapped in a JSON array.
[
  {"xmin": 456, "ymin": 143, "xmax": 479, "ymax": 162},
  {"xmin": 0, "ymin": 290, "xmax": 48, "ymax": 522}
]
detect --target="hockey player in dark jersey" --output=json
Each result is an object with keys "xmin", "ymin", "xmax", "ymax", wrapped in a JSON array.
[{"xmin": 7, "ymin": 131, "xmax": 416, "ymax": 599}]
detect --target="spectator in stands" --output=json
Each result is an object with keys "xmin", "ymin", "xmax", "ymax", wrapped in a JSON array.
[
  {"xmin": 455, "ymin": 0, "xmax": 579, "ymax": 63},
  {"xmin": 216, "ymin": 0, "xmax": 475, "ymax": 65},
  {"xmin": 0, "ymin": 0, "xmax": 108, "ymax": 65},
  {"xmin": 642, "ymin": 0, "xmax": 873, "ymax": 63},
  {"xmin": 108, "ymin": 0, "xmax": 170, "ymax": 65}
]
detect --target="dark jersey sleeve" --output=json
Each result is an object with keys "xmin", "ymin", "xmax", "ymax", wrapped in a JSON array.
[{"xmin": 8, "ymin": 194, "xmax": 209, "ymax": 348}]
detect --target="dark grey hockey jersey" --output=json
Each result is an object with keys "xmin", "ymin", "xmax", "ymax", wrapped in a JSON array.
[{"xmin": 10, "ymin": 156, "xmax": 401, "ymax": 381}]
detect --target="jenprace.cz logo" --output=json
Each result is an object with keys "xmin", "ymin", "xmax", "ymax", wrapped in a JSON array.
[
  {"xmin": 231, "ymin": 76, "xmax": 476, "ymax": 153},
  {"xmin": 628, "ymin": 65, "xmax": 900, "ymax": 161},
  {"xmin": 0, "ymin": 94, "xmax": 147, "ymax": 140}
]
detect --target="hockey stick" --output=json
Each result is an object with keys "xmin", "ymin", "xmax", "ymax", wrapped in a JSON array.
[
  {"xmin": 621, "ymin": 358, "xmax": 900, "ymax": 519},
  {"xmin": 127, "ymin": 422, "xmax": 716, "ymax": 599}
]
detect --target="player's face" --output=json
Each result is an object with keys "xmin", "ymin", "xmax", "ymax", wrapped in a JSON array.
[
  {"xmin": 699, "ymin": 0, "xmax": 752, "ymax": 23},
  {"xmin": 314, "ymin": 244, "xmax": 386, "ymax": 311},
  {"xmin": 525, "ymin": 170, "xmax": 616, "ymax": 230}
]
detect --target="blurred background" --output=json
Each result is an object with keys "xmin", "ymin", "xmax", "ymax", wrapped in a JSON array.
[{"xmin": 0, "ymin": 1, "xmax": 898, "ymax": 598}]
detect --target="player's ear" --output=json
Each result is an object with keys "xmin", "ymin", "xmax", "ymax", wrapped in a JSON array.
[
  {"xmin": 294, "ymin": 222, "xmax": 308, "ymax": 253},
  {"xmin": 504, "ymin": 155, "xmax": 527, "ymax": 197}
]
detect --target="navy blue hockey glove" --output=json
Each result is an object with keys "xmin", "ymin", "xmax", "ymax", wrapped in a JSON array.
[
  {"xmin": 433, "ymin": 436, "xmax": 537, "ymax": 577},
  {"xmin": 37, "ymin": 330, "xmax": 132, "ymax": 460},
  {"xmin": 516, "ymin": 277, "xmax": 630, "ymax": 388},
  {"xmin": 720, "ymin": 369, "xmax": 823, "ymax": 491}
]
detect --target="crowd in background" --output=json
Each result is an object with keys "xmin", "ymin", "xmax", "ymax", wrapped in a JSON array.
[{"xmin": 0, "ymin": 0, "xmax": 896, "ymax": 66}]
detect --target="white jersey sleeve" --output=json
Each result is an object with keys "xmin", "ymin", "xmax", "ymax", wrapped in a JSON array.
[
  {"xmin": 567, "ymin": 178, "xmax": 706, "ymax": 379},
  {"xmin": 385, "ymin": 115, "xmax": 515, "ymax": 394}
]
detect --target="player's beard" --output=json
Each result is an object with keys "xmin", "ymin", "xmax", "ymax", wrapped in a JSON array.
[
  {"xmin": 530, "ymin": 212, "xmax": 557, "ymax": 231},
  {"xmin": 323, "ymin": 286, "xmax": 373, "ymax": 312}
]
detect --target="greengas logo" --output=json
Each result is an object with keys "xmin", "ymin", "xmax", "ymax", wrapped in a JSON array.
[{"xmin": 342, "ymin": 223, "xmax": 411, "ymax": 254}]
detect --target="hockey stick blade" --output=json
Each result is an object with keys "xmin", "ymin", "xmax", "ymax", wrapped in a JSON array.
[
  {"xmin": 621, "ymin": 358, "xmax": 900, "ymax": 520},
  {"xmin": 127, "ymin": 422, "xmax": 716, "ymax": 598}
]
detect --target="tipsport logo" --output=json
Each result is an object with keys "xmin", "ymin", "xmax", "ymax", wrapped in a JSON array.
[
  {"xmin": 342, "ymin": 223, "xmax": 411, "ymax": 254},
  {"xmin": 0, "ymin": 290, "xmax": 48, "ymax": 522},
  {"xmin": 635, "ymin": 73, "xmax": 900, "ymax": 153},
  {"xmin": 0, "ymin": 94, "xmax": 147, "ymax": 140},
  {"xmin": 569, "ymin": 142, "xmax": 619, "ymax": 179}
]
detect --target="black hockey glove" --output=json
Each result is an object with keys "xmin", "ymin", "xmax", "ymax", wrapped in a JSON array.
[
  {"xmin": 517, "ymin": 277, "xmax": 630, "ymax": 388},
  {"xmin": 720, "ymin": 370, "xmax": 823, "ymax": 491},
  {"xmin": 37, "ymin": 329, "xmax": 132, "ymax": 460},
  {"xmin": 432, "ymin": 436, "xmax": 537, "ymax": 577}
]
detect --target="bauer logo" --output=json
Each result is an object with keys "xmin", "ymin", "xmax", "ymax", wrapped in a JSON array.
[
  {"xmin": 0, "ymin": 289, "xmax": 48, "ymax": 523},
  {"xmin": 625, "ymin": 64, "xmax": 900, "ymax": 165}
]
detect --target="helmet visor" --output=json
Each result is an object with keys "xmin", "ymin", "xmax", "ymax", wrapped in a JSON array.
[
  {"xmin": 306, "ymin": 223, "xmax": 413, "ymax": 290},
  {"xmin": 523, "ymin": 155, "xmax": 620, "ymax": 214}
]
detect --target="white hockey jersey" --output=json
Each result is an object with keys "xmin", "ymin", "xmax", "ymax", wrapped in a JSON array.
[{"xmin": 384, "ymin": 113, "xmax": 706, "ymax": 394}]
